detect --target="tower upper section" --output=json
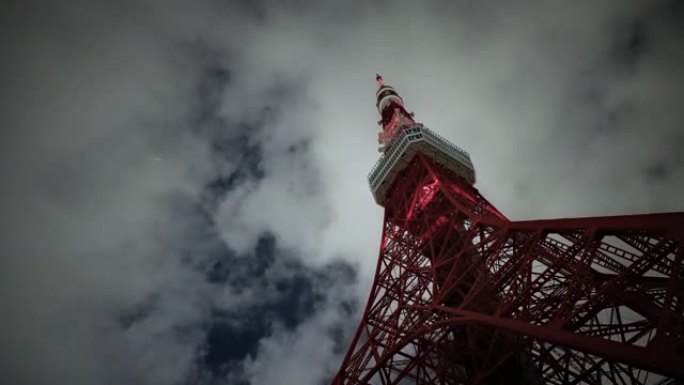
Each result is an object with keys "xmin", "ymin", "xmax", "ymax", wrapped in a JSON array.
[
  {"xmin": 369, "ymin": 75, "xmax": 476, "ymax": 205},
  {"xmin": 375, "ymin": 74, "xmax": 416, "ymax": 152}
]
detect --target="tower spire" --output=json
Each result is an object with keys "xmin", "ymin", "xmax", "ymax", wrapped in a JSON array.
[{"xmin": 374, "ymin": 75, "xmax": 415, "ymax": 152}]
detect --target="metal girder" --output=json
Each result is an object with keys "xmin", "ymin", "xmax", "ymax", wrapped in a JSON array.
[{"xmin": 332, "ymin": 156, "xmax": 684, "ymax": 385}]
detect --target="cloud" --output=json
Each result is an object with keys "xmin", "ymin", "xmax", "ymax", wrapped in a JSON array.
[
  {"xmin": 1, "ymin": 1, "xmax": 217, "ymax": 383},
  {"xmin": 241, "ymin": 261, "xmax": 357, "ymax": 385},
  {"xmin": 1, "ymin": 0, "xmax": 683, "ymax": 385}
]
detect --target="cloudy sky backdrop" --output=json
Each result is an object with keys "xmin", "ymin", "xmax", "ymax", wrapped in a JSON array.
[{"xmin": 2, "ymin": 0, "xmax": 683, "ymax": 384}]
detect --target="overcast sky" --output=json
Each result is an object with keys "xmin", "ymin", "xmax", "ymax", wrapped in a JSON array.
[{"xmin": 1, "ymin": 1, "xmax": 683, "ymax": 384}]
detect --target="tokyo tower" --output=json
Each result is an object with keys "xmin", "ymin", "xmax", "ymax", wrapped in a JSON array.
[{"xmin": 331, "ymin": 75, "xmax": 684, "ymax": 384}]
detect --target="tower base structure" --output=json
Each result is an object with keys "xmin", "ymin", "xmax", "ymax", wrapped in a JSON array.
[{"xmin": 333, "ymin": 154, "xmax": 684, "ymax": 385}]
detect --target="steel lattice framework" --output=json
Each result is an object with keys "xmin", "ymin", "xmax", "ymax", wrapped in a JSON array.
[{"xmin": 331, "ymin": 76, "xmax": 684, "ymax": 385}]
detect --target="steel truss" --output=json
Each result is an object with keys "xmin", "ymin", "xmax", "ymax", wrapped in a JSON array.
[{"xmin": 332, "ymin": 155, "xmax": 684, "ymax": 385}]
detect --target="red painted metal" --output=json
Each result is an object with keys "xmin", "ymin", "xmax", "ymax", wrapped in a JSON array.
[{"xmin": 332, "ymin": 78, "xmax": 684, "ymax": 384}]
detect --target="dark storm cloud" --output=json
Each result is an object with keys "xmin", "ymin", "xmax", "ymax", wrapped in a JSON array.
[{"xmin": 2, "ymin": 0, "xmax": 684, "ymax": 385}]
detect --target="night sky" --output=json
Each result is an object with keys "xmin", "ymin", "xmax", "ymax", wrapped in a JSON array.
[{"xmin": 1, "ymin": 1, "xmax": 683, "ymax": 384}]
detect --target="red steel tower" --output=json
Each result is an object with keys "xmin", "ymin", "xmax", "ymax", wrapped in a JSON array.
[{"xmin": 331, "ymin": 75, "xmax": 684, "ymax": 384}]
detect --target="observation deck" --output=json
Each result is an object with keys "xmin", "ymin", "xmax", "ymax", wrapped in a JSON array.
[{"xmin": 368, "ymin": 124, "xmax": 475, "ymax": 205}]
